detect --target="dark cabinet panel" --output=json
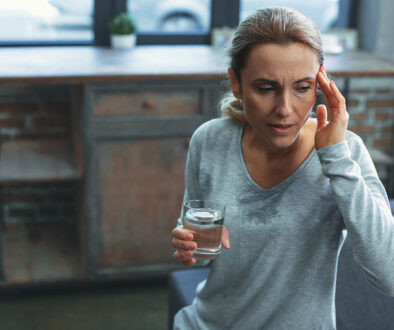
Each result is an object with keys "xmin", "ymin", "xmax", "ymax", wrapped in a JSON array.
[
  {"xmin": 95, "ymin": 138, "xmax": 188, "ymax": 270},
  {"xmin": 3, "ymin": 223, "xmax": 81, "ymax": 283}
]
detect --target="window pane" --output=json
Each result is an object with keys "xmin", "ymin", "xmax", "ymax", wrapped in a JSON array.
[
  {"xmin": 240, "ymin": 0, "xmax": 339, "ymax": 32},
  {"xmin": 0, "ymin": 0, "xmax": 93, "ymax": 42},
  {"xmin": 128, "ymin": 0, "xmax": 211, "ymax": 33}
]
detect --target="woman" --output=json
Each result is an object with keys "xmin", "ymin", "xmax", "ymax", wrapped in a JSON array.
[{"xmin": 171, "ymin": 7, "xmax": 394, "ymax": 330}]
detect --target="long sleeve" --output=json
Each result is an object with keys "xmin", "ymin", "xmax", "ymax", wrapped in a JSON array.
[
  {"xmin": 317, "ymin": 134, "xmax": 394, "ymax": 296},
  {"xmin": 176, "ymin": 133, "xmax": 202, "ymax": 228},
  {"xmin": 175, "ymin": 130, "xmax": 211, "ymax": 267}
]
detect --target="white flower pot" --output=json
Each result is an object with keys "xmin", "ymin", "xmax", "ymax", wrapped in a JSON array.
[{"xmin": 110, "ymin": 34, "xmax": 136, "ymax": 49}]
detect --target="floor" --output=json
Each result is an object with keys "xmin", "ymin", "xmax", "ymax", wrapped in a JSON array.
[{"xmin": 0, "ymin": 278, "xmax": 168, "ymax": 330}]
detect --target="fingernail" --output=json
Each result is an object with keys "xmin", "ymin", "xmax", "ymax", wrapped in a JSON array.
[{"xmin": 224, "ymin": 239, "xmax": 230, "ymax": 249}]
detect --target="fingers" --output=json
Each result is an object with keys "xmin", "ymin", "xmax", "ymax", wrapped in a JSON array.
[
  {"xmin": 221, "ymin": 226, "xmax": 231, "ymax": 249},
  {"xmin": 317, "ymin": 68, "xmax": 334, "ymax": 111},
  {"xmin": 317, "ymin": 66, "xmax": 347, "ymax": 122},
  {"xmin": 171, "ymin": 226, "xmax": 197, "ymax": 252},
  {"xmin": 172, "ymin": 226, "xmax": 193, "ymax": 241},
  {"xmin": 173, "ymin": 249, "xmax": 194, "ymax": 261},
  {"xmin": 320, "ymin": 65, "xmax": 330, "ymax": 81},
  {"xmin": 318, "ymin": 66, "xmax": 345, "ymax": 107},
  {"xmin": 172, "ymin": 225, "xmax": 231, "ymax": 267},
  {"xmin": 330, "ymin": 82, "xmax": 349, "ymax": 128},
  {"xmin": 172, "ymin": 226, "xmax": 197, "ymax": 267},
  {"xmin": 173, "ymin": 250, "xmax": 196, "ymax": 267},
  {"xmin": 172, "ymin": 237, "xmax": 197, "ymax": 250},
  {"xmin": 316, "ymin": 104, "xmax": 328, "ymax": 129},
  {"xmin": 319, "ymin": 65, "xmax": 347, "ymax": 119},
  {"xmin": 330, "ymin": 80, "xmax": 346, "ymax": 107}
]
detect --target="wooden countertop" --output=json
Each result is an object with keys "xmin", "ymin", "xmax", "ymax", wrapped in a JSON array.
[{"xmin": 0, "ymin": 45, "xmax": 393, "ymax": 84}]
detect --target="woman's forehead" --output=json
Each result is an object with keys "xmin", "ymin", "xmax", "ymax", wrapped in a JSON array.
[{"xmin": 243, "ymin": 43, "xmax": 320, "ymax": 81}]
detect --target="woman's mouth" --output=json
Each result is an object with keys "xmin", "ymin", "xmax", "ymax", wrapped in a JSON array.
[{"xmin": 268, "ymin": 123, "xmax": 295, "ymax": 135}]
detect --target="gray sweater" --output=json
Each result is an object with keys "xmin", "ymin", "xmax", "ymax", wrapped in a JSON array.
[{"xmin": 174, "ymin": 117, "xmax": 394, "ymax": 330}]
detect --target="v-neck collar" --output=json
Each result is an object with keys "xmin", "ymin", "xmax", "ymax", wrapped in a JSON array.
[{"xmin": 235, "ymin": 123, "xmax": 317, "ymax": 196}]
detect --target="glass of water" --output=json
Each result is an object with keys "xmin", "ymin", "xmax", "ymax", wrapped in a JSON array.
[{"xmin": 182, "ymin": 200, "xmax": 225, "ymax": 259}]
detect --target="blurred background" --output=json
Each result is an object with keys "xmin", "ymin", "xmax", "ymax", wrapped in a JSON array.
[
  {"xmin": 0, "ymin": 0, "xmax": 392, "ymax": 62},
  {"xmin": 0, "ymin": 1, "xmax": 392, "ymax": 329}
]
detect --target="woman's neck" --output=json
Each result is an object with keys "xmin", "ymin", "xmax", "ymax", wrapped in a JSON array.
[{"xmin": 242, "ymin": 124, "xmax": 305, "ymax": 162}]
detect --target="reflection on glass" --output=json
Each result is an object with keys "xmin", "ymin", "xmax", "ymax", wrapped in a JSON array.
[
  {"xmin": 240, "ymin": 0, "xmax": 339, "ymax": 32},
  {"xmin": 127, "ymin": 0, "xmax": 211, "ymax": 33},
  {"xmin": 0, "ymin": 0, "xmax": 93, "ymax": 42}
]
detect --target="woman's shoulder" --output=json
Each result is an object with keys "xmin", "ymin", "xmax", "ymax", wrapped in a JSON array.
[
  {"xmin": 345, "ymin": 129, "xmax": 363, "ymax": 144},
  {"xmin": 343, "ymin": 129, "xmax": 368, "ymax": 157},
  {"xmin": 191, "ymin": 116, "xmax": 240, "ymax": 143}
]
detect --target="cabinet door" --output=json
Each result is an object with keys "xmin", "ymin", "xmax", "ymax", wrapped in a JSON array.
[{"xmin": 94, "ymin": 138, "xmax": 188, "ymax": 271}]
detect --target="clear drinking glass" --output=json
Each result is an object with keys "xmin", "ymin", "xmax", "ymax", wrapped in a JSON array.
[{"xmin": 182, "ymin": 200, "xmax": 225, "ymax": 259}]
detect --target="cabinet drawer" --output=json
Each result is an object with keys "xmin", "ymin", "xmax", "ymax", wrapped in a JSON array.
[{"xmin": 93, "ymin": 88, "xmax": 200, "ymax": 116}]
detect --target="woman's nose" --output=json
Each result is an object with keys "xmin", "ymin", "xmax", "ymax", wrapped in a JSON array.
[{"xmin": 274, "ymin": 92, "xmax": 292, "ymax": 117}]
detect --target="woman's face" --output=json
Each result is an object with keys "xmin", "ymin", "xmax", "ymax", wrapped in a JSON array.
[{"xmin": 229, "ymin": 42, "xmax": 320, "ymax": 152}]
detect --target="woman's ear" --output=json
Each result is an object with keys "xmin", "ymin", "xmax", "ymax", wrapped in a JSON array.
[{"xmin": 228, "ymin": 68, "xmax": 242, "ymax": 99}]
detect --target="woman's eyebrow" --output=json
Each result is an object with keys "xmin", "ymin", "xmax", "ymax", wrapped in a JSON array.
[
  {"xmin": 294, "ymin": 76, "xmax": 315, "ymax": 83},
  {"xmin": 253, "ymin": 76, "xmax": 315, "ymax": 85},
  {"xmin": 252, "ymin": 78, "xmax": 280, "ymax": 85}
]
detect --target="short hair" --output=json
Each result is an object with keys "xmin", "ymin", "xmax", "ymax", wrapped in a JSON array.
[{"xmin": 221, "ymin": 7, "xmax": 324, "ymax": 124}]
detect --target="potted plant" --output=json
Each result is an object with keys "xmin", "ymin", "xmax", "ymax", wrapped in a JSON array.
[{"xmin": 108, "ymin": 12, "xmax": 138, "ymax": 49}]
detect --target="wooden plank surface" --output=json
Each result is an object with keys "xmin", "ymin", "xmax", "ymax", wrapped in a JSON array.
[
  {"xmin": 0, "ymin": 139, "xmax": 82, "ymax": 182},
  {"xmin": 0, "ymin": 46, "xmax": 391, "ymax": 84},
  {"xmin": 95, "ymin": 138, "xmax": 188, "ymax": 270},
  {"xmin": 0, "ymin": 46, "xmax": 228, "ymax": 84},
  {"xmin": 326, "ymin": 50, "xmax": 394, "ymax": 76}
]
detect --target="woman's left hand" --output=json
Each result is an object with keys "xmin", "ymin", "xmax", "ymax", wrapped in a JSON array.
[{"xmin": 315, "ymin": 65, "xmax": 349, "ymax": 150}]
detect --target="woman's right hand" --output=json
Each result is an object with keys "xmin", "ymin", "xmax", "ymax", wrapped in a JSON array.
[{"xmin": 171, "ymin": 226, "xmax": 231, "ymax": 267}]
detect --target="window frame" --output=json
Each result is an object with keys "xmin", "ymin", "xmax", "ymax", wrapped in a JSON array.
[
  {"xmin": 96, "ymin": 0, "xmax": 239, "ymax": 46},
  {"xmin": 0, "ymin": 0, "xmax": 356, "ymax": 47}
]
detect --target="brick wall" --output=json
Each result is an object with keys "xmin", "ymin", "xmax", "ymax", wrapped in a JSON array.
[
  {"xmin": 0, "ymin": 85, "xmax": 71, "ymax": 140},
  {"xmin": 0, "ymin": 85, "xmax": 76, "ymax": 225},
  {"xmin": 334, "ymin": 76, "xmax": 394, "ymax": 189},
  {"xmin": 2, "ymin": 182, "xmax": 77, "ymax": 228}
]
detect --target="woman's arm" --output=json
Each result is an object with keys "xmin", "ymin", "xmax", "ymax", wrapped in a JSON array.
[
  {"xmin": 172, "ymin": 133, "xmax": 203, "ymax": 267},
  {"xmin": 316, "ymin": 65, "xmax": 394, "ymax": 296},
  {"xmin": 317, "ymin": 136, "xmax": 394, "ymax": 296},
  {"xmin": 172, "ymin": 127, "xmax": 230, "ymax": 267}
]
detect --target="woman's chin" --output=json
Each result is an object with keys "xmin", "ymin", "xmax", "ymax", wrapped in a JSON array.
[{"xmin": 268, "ymin": 135, "xmax": 300, "ymax": 151}]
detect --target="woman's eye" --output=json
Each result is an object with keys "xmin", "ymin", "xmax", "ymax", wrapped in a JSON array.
[
  {"xmin": 297, "ymin": 86, "xmax": 311, "ymax": 93},
  {"xmin": 257, "ymin": 87, "xmax": 274, "ymax": 93}
]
